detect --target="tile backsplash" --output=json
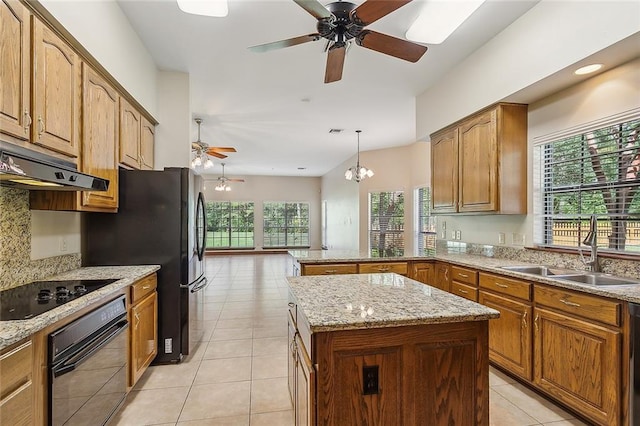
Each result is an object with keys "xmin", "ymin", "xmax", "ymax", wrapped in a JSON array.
[{"xmin": 0, "ymin": 188, "xmax": 80, "ymax": 290}]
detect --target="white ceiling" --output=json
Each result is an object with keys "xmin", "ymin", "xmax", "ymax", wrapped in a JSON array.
[{"xmin": 117, "ymin": 0, "xmax": 541, "ymax": 177}]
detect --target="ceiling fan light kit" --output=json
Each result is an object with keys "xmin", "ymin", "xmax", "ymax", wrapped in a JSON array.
[
  {"xmin": 214, "ymin": 162, "xmax": 245, "ymax": 191},
  {"xmin": 249, "ymin": 0, "xmax": 428, "ymax": 83},
  {"xmin": 191, "ymin": 118, "xmax": 237, "ymax": 169},
  {"xmin": 345, "ymin": 130, "xmax": 374, "ymax": 183}
]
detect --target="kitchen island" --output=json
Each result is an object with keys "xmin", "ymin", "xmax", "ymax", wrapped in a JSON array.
[{"xmin": 286, "ymin": 272, "xmax": 499, "ymax": 426}]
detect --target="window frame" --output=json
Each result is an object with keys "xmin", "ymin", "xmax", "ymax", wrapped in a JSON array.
[
  {"xmin": 414, "ymin": 187, "xmax": 436, "ymax": 256},
  {"xmin": 262, "ymin": 201, "xmax": 311, "ymax": 249},
  {"xmin": 205, "ymin": 201, "xmax": 255, "ymax": 249},
  {"xmin": 534, "ymin": 113, "xmax": 640, "ymax": 255},
  {"xmin": 368, "ymin": 190, "xmax": 405, "ymax": 257}
]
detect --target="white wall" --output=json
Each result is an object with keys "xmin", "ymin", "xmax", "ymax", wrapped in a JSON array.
[
  {"xmin": 155, "ymin": 71, "xmax": 192, "ymax": 169},
  {"xmin": 416, "ymin": 1, "xmax": 640, "ymax": 140},
  {"xmin": 40, "ymin": 0, "xmax": 158, "ymax": 116},
  {"xmin": 320, "ymin": 156, "xmax": 360, "ymax": 250},
  {"xmin": 202, "ymin": 175, "xmax": 322, "ymax": 250}
]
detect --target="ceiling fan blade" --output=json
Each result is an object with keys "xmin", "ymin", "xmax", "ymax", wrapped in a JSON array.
[
  {"xmin": 208, "ymin": 151, "xmax": 228, "ymax": 159},
  {"xmin": 227, "ymin": 178, "xmax": 245, "ymax": 183},
  {"xmin": 357, "ymin": 30, "xmax": 427, "ymax": 63},
  {"xmin": 249, "ymin": 34, "xmax": 321, "ymax": 53},
  {"xmin": 351, "ymin": 0, "xmax": 412, "ymax": 26},
  {"xmin": 324, "ymin": 44, "xmax": 346, "ymax": 84},
  {"xmin": 293, "ymin": 0, "xmax": 333, "ymax": 20},
  {"xmin": 207, "ymin": 147, "xmax": 236, "ymax": 153}
]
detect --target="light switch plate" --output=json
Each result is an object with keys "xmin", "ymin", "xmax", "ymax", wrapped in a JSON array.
[{"xmin": 498, "ymin": 232, "xmax": 505, "ymax": 244}]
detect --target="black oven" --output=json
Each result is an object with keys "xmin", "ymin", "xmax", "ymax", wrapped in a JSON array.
[{"xmin": 48, "ymin": 296, "xmax": 128, "ymax": 426}]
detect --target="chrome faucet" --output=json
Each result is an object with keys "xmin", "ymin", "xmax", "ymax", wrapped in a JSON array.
[{"xmin": 581, "ymin": 215, "xmax": 599, "ymax": 272}]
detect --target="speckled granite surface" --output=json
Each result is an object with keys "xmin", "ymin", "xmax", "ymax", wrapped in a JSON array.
[
  {"xmin": 0, "ymin": 188, "xmax": 81, "ymax": 290},
  {"xmin": 0, "ymin": 265, "xmax": 159, "ymax": 350},
  {"xmin": 289, "ymin": 248, "xmax": 640, "ymax": 303},
  {"xmin": 288, "ymin": 249, "xmax": 428, "ymax": 263},
  {"xmin": 287, "ymin": 273, "xmax": 499, "ymax": 333}
]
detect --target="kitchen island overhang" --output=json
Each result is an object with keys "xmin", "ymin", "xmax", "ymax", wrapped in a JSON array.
[{"xmin": 287, "ymin": 272, "xmax": 499, "ymax": 426}]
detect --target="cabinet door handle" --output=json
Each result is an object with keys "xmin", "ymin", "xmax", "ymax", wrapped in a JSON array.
[
  {"xmin": 378, "ymin": 267, "xmax": 390, "ymax": 272},
  {"xmin": 142, "ymin": 285, "xmax": 151, "ymax": 290},
  {"xmin": 140, "ymin": 155, "xmax": 145, "ymax": 166},
  {"xmin": 134, "ymin": 312, "xmax": 140, "ymax": 329},
  {"xmin": 458, "ymin": 288, "xmax": 468, "ymax": 294},
  {"xmin": 559, "ymin": 298, "xmax": 581, "ymax": 308},
  {"xmin": 37, "ymin": 116, "xmax": 45, "ymax": 138},
  {"xmin": 444, "ymin": 268, "xmax": 449, "ymax": 281},
  {"xmin": 522, "ymin": 311, "xmax": 527, "ymax": 330},
  {"xmin": 534, "ymin": 314, "xmax": 539, "ymax": 333},
  {"xmin": 458, "ymin": 273, "xmax": 469, "ymax": 278},
  {"xmin": 495, "ymin": 283, "xmax": 509, "ymax": 288},
  {"xmin": 23, "ymin": 110, "xmax": 31, "ymax": 134},
  {"xmin": 323, "ymin": 269, "xmax": 337, "ymax": 274}
]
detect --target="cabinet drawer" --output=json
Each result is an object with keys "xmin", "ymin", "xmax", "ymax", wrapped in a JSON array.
[
  {"xmin": 534, "ymin": 285, "xmax": 621, "ymax": 327},
  {"xmin": 451, "ymin": 266, "xmax": 478, "ymax": 285},
  {"xmin": 131, "ymin": 273, "xmax": 157, "ymax": 304},
  {"xmin": 0, "ymin": 381, "xmax": 32, "ymax": 426},
  {"xmin": 450, "ymin": 281, "xmax": 478, "ymax": 302},
  {"xmin": 303, "ymin": 263, "xmax": 358, "ymax": 275},
  {"xmin": 479, "ymin": 273, "xmax": 531, "ymax": 301},
  {"xmin": 0, "ymin": 340, "xmax": 32, "ymax": 399},
  {"xmin": 359, "ymin": 262, "xmax": 408, "ymax": 275}
]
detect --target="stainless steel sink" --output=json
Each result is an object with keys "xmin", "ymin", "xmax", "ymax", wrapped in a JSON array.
[
  {"xmin": 555, "ymin": 273, "xmax": 640, "ymax": 286},
  {"xmin": 500, "ymin": 265, "xmax": 578, "ymax": 276}
]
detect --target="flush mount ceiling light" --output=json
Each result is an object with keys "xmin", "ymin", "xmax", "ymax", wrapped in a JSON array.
[
  {"xmin": 574, "ymin": 63, "xmax": 603, "ymax": 75},
  {"xmin": 406, "ymin": 0, "xmax": 486, "ymax": 44},
  {"xmin": 345, "ymin": 130, "xmax": 374, "ymax": 183},
  {"xmin": 177, "ymin": 0, "xmax": 228, "ymax": 17}
]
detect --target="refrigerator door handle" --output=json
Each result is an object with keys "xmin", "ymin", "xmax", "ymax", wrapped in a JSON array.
[
  {"xmin": 190, "ymin": 275, "xmax": 209, "ymax": 293},
  {"xmin": 180, "ymin": 273, "xmax": 207, "ymax": 290}
]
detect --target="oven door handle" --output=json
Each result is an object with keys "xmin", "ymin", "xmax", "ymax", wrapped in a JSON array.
[{"xmin": 52, "ymin": 320, "xmax": 128, "ymax": 378}]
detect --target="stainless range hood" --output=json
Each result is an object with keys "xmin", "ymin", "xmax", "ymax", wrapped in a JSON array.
[{"xmin": 0, "ymin": 141, "xmax": 109, "ymax": 191}]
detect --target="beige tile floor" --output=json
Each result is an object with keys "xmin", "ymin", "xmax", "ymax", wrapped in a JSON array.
[{"xmin": 112, "ymin": 254, "xmax": 589, "ymax": 426}]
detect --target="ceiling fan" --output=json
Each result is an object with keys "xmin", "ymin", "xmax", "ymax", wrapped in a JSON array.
[
  {"xmin": 249, "ymin": 0, "xmax": 428, "ymax": 83},
  {"xmin": 214, "ymin": 163, "xmax": 245, "ymax": 191},
  {"xmin": 191, "ymin": 118, "xmax": 237, "ymax": 159}
]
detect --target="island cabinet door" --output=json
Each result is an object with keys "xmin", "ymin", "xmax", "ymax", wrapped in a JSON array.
[
  {"xmin": 533, "ymin": 307, "xmax": 621, "ymax": 426},
  {"xmin": 295, "ymin": 335, "xmax": 315, "ymax": 426}
]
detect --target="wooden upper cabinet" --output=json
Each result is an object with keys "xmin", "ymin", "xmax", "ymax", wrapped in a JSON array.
[
  {"xmin": 430, "ymin": 103, "xmax": 528, "ymax": 214},
  {"xmin": 431, "ymin": 128, "xmax": 458, "ymax": 213},
  {"xmin": 0, "ymin": 0, "xmax": 31, "ymax": 142},
  {"xmin": 32, "ymin": 18, "xmax": 80, "ymax": 158},
  {"xmin": 119, "ymin": 97, "xmax": 141, "ymax": 168},
  {"xmin": 140, "ymin": 116, "xmax": 155, "ymax": 170},
  {"xmin": 81, "ymin": 64, "xmax": 119, "ymax": 210}
]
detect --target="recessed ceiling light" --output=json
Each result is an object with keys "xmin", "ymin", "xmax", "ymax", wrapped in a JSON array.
[
  {"xmin": 329, "ymin": 129, "xmax": 344, "ymax": 134},
  {"xmin": 298, "ymin": 167, "xmax": 306, "ymax": 170},
  {"xmin": 177, "ymin": 0, "xmax": 228, "ymax": 17},
  {"xmin": 574, "ymin": 64, "xmax": 603, "ymax": 75},
  {"xmin": 406, "ymin": 0, "xmax": 485, "ymax": 44}
]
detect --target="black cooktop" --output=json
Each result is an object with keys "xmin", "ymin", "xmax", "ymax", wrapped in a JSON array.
[{"xmin": 0, "ymin": 279, "xmax": 118, "ymax": 320}]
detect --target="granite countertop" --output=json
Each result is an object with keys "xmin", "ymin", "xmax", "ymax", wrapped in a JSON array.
[
  {"xmin": 289, "ymin": 250, "xmax": 640, "ymax": 304},
  {"xmin": 0, "ymin": 265, "xmax": 160, "ymax": 350},
  {"xmin": 287, "ymin": 273, "xmax": 499, "ymax": 333}
]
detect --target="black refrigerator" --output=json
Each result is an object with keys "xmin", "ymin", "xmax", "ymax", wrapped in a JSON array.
[{"xmin": 83, "ymin": 167, "xmax": 208, "ymax": 364}]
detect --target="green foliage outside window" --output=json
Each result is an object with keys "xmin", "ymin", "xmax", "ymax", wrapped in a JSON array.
[
  {"xmin": 263, "ymin": 202, "xmax": 310, "ymax": 248},
  {"xmin": 370, "ymin": 191, "xmax": 404, "ymax": 257},
  {"xmin": 205, "ymin": 201, "xmax": 254, "ymax": 248}
]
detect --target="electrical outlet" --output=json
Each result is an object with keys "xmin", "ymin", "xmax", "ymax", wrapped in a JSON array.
[
  {"xmin": 451, "ymin": 230, "xmax": 457, "ymax": 240},
  {"xmin": 59, "ymin": 237, "xmax": 68, "ymax": 252},
  {"xmin": 498, "ymin": 232, "xmax": 505, "ymax": 244},
  {"xmin": 512, "ymin": 233, "xmax": 525, "ymax": 246},
  {"xmin": 455, "ymin": 230, "xmax": 461, "ymax": 240},
  {"xmin": 363, "ymin": 365, "xmax": 379, "ymax": 395}
]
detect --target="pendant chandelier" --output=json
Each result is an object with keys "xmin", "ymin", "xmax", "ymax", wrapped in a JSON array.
[{"xmin": 345, "ymin": 130, "xmax": 374, "ymax": 182}]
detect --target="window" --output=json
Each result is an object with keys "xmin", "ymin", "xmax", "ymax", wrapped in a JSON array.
[
  {"xmin": 535, "ymin": 116, "xmax": 640, "ymax": 254},
  {"xmin": 205, "ymin": 201, "xmax": 254, "ymax": 248},
  {"xmin": 415, "ymin": 187, "xmax": 436, "ymax": 256},
  {"xmin": 369, "ymin": 191, "xmax": 404, "ymax": 257},
  {"xmin": 263, "ymin": 202, "xmax": 310, "ymax": 248}
]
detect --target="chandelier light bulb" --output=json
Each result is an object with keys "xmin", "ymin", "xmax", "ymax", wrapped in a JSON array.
[
  {"xmin": 194, "ymin": 156, "xmax": 202, "ymax": 167},
  {"xmin": 204, "ymin": 157, "xmax": 214, "ymax": 169},
  {"xmin": 345, "ymin": 130, "xmax": 373, "ymax": 183}
]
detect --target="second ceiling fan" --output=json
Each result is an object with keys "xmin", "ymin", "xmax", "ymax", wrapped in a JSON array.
[{"xmin": 249, "ymin": 0, "xmax": 428, "ymax": 84}]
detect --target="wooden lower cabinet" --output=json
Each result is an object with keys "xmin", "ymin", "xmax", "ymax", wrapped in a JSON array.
[
  {"xmin": 479, "ymin": 291, "xmax": 532, "ymax": 380},
  {"xmin": 0, "ymin": 339, "xmax": 33, "ymax": 426},
  {"xmin": 290, "ymin": 320, "xmax": 490, "ymax": 425},
  {"xmin": 450, "ymin": 281, "xmax": 478, "ymax": 302},
  {"xmin": 533, "ymin": 306, "xmax": 621, "ymax": 426},
  {"xmin": 130, "ymin": 278, "xmax": 158, "ymax": 387},
  {"xmin": 433, "ymin": 262, "xmax": 450, "ymax": 292},
  {"xmin": 408, "ymin": 261, "xmax": 434, "ymax": 286}
]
